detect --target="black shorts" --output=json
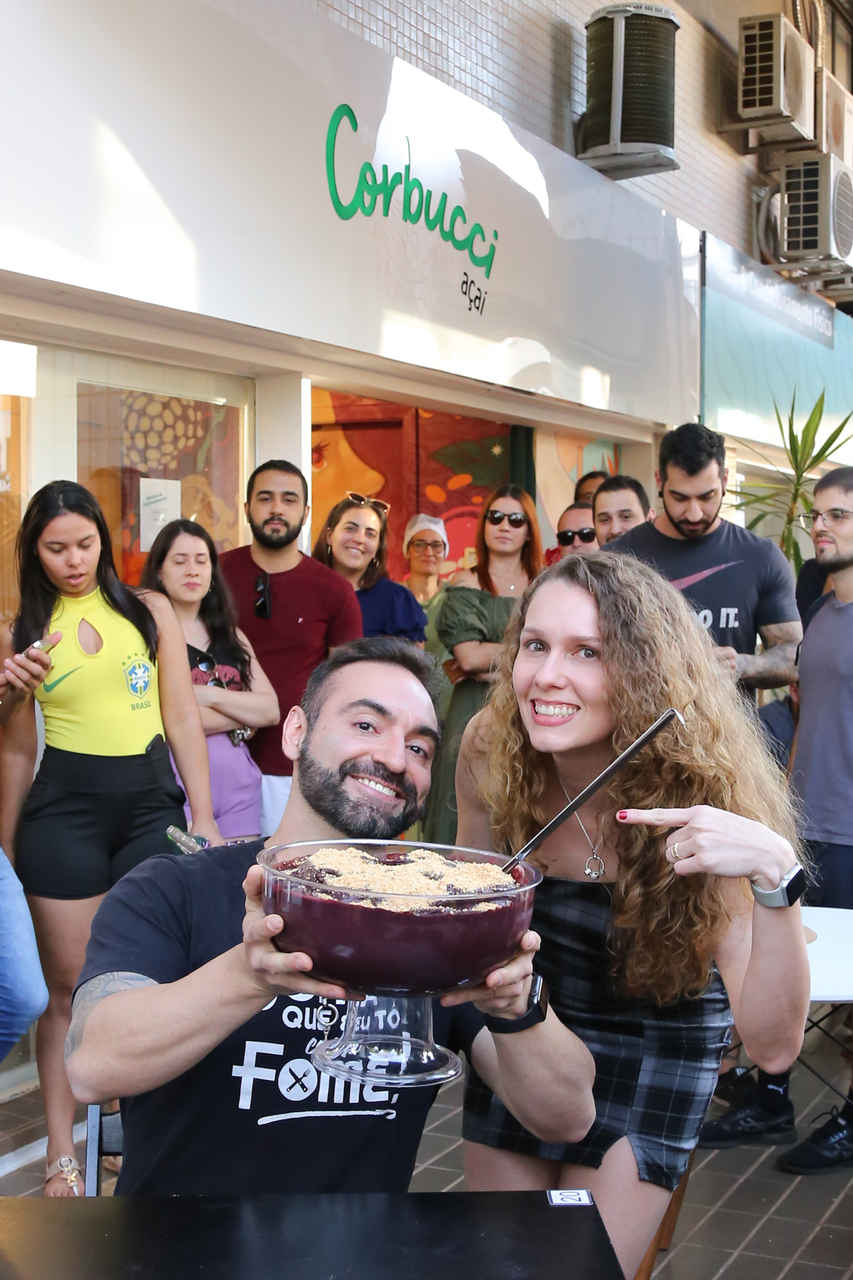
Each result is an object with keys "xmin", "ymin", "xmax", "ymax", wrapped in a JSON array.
[
  {"xmin": 15, "ymin": 739, "xmax": 186, "ymax": 900},
  {"xmin": 804, "ymin": 840, "xmax": 853, "ymax": 909}
]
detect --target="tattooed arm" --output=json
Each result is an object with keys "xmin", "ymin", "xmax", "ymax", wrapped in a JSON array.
[
  {"xmin": 65, "ymin": 951, "xmax": 286, "ymax": 1101},
  {"xmin": 65, "ymin": 866, "xmax": 350, "ymax": 1102}
]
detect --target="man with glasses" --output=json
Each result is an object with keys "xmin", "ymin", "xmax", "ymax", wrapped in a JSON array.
[
  {"xmin": 221, "ymin": 460, "xmax": 362, "ymax": 835},
  {"xmin": 700, "ymin": 467, "xmax": 853, "ymax": 1169},
  {"xmin": 555, "ymin": 502, "xmax": 599, "ymax": 558},
  {"xmin": 611, "ymin": 423, "xmax": 800, "ymax": 690}
]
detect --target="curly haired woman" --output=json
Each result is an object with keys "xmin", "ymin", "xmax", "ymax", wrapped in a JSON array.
[{"xmin": 455, "ymin": 553, "xmax": 810, "ymax": 1277}]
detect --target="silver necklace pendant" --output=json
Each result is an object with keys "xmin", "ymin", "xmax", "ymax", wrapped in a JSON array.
[{"xmin": 584, "ymin": 852, "xmax": 606, "ymax": 880}]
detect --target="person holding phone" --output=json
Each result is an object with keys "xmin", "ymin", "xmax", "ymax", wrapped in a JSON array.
[
  {"xmin": 453, "ymin": 553, "xmax": 810, "ymax": 1277},
  {"xmin": 0, "ymin": 481, "xmax": 221, "ymax": 1197},
  {"xmin": 142, "ymin": 519, "xmax": 279, "ymax": 839}
]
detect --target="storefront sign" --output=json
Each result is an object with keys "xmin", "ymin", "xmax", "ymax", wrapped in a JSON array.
[
  {"xmin": 326, "ymin": 103, "xmax": 499, "ymax": 279},
  {"xmin": 0, "ymin": 0, "xmax": 699, "ymax": 423}
]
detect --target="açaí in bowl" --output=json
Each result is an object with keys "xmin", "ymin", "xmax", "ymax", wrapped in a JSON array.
[{"xmin": 258, "ymin": 839, "xmax": 542, "ymax": 995}]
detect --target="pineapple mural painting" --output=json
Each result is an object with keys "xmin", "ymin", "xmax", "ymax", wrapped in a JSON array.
[
  {"xmin": 77, "ymin": 382, "xmax": 241, "ymax": 585},
  {"xmin": 122, "ymin": 394, "xmax": 210, "ymax": 473}
]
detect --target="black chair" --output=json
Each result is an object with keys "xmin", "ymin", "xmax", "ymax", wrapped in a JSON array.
[{"xmin": 84, "ymin": 1103, "xmax": 124, "ymax": 1196}]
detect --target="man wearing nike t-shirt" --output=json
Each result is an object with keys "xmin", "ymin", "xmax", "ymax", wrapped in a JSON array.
[{"xmin": 611, "ymin": 423, "xmax": 800, "ymax": 690}]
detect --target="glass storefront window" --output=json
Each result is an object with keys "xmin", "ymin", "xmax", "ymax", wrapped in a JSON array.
[
  {"xmin": 77, "ymin": 384, "xmax": 243, "ymax": 584},
  {"xmin": 0, "ymin": 394, "xmax": 27, "ymax": 626}
]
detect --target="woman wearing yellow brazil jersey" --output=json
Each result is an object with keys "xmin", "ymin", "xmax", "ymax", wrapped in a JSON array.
[{"xmin": 0, "ymin": 480, "xmax": 221, "ymax": 1197}]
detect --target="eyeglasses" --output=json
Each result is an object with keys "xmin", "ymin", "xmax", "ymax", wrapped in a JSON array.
[
  {"xmin": 254, "ymin": 572, "xmax": 271, "ymax": 620},
  {"xmin": 486, "ymin": 509, "xmax": 528, "ymax": 528},
  {"xmin": 346, "ymin": 491, "xmax": 390, "ymax": 518},
  {"xmin": 799, "ymin": 507, "xmax": 853, "ymax": 531},
  {"xmin": 557, "ymin": 527, "xmax": 597, "ymax": 546},
  {"xmin": 409, "ymin": 539, "xmax": 445, "ymax": 554}
]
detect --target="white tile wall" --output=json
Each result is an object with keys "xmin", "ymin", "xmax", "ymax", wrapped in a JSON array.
[{"xmin": 312, "ymin": 0, "xmax": 760, "ymax": 254}]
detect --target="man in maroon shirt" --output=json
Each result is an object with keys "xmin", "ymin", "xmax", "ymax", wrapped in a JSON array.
[{"xmin": 221, "ymin": 459, "xmax": 362, "ymax": 833}]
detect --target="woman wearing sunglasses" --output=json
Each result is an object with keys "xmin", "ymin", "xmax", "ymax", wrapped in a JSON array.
[
  {"xmin": 423, "ymin": 484, "xmax": 543, "ymax": 845},
  {"xmin": 312, "ymin": 494, "xmax": 426, "ymax": 643},
  {"xmin": 142, "ymin": 520, "xmax": 279, "ymax": 839}
]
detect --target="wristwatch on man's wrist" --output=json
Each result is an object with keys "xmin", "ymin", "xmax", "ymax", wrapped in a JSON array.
[
  {"xmin": 483, "ymin": 973, "xmax": 549, "ymax": 1034},
  {"xmin": 750, "ymin": 863, "xmax": 806, "ymax": 908}
]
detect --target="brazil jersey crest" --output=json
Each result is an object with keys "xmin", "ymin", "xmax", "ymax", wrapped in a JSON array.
[{"xmin": 123, "ymin": 658, "xmax": 152, "ymax": 699}]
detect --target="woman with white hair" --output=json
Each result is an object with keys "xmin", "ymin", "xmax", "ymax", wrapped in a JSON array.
[{"xmin": 402, "ymin": 514, "xmax": 452, "ymax": 719}]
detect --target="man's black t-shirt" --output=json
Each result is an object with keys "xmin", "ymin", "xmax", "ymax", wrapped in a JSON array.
[
  {"xmin": 78, "ymin": 842, "xmax": 483, "ymax": 1196},
  {"xmin": 611, "ymin": 520, "xmax": 797, "ymax": 654}
]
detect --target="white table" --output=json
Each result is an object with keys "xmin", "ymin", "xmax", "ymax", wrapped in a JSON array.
[
  {"xmin": 799, "ymin": 906, "xmax": 853, "ymax": 1100},
  {"xmin": 802, "ymin": 906, "xmax": 853, "ymax": 1003}
]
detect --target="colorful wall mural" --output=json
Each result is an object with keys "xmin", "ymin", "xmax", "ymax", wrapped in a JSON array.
[
  {"xmin": 312, "ymin": 389, "xmax": 512, "ymax": 582},
  {"xmin": 535, "ymin": 431, "xmax": 620, "ymax": 548}
]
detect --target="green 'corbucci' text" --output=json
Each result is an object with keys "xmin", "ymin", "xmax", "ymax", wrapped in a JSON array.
[{"xmin": 325, "ymin": 102, "xmax": 498, "ymax": 280}]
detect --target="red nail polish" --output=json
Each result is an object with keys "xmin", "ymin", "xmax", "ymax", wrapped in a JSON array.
[{"xmin": 617, "ymin": 810, "xmax": 627, "ymax": 821}]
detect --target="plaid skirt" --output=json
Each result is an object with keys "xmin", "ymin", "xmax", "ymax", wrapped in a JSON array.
[{"xmin": 464, "ymin": 878, "xmax": 733, "ymax": 1191}]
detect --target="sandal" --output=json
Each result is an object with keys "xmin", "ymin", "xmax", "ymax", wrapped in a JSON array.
[{"xmin": 44, "ymin": 1154, "xmax": 82, "ymax": 1197}]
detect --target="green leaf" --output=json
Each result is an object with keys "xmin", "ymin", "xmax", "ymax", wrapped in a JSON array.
[
  {"xmin": 787, "ymin": 400, "xmax": 801, "ymax": 470},
  {"xmin": 798, "ymin": 391, "xmax": 825, "ymax": 466},
  {"xmin": 810, "ymin": 420, "xmax": 853, "ymax": 467},
  {"xmin": 740, "ymin": 438, "xmax": 785, "ymax": 470},
  {"xmin": 746, "ymin": 512, "xmax": 767, "ymax": 530}
]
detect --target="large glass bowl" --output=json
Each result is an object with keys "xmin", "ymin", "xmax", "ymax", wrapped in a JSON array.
[{"xmin": 258, "ymin": 839, "xmax": 542, "ymax": 996}]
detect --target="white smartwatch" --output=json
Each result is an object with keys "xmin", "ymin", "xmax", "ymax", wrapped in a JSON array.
[{"xmin": 750, "ymin": 864, "xmax": 806, "ymax": 908}]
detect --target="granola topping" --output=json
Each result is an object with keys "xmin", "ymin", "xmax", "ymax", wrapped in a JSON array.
[{"xmin": 276, "ymin": 846, "xmax": 515, "ymax": 912}]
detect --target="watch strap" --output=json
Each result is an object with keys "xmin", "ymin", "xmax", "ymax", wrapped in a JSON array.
[
  {"xmin": 483, "ymin": 973, "xmax": 549, "ymax": 1034},
  {"xmin": 750, "ymin": 864, "xmax": 806, "ymax": 908}
]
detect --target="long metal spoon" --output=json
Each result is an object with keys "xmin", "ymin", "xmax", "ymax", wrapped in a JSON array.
[{"xmin": 500, "ymin": 707, "xmax": 686, "ymax": 875}]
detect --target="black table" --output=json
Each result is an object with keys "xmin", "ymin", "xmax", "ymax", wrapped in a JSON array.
[{"xmin": 0, "ymin": 1191, "xmax": 622, "ymax": 1278}]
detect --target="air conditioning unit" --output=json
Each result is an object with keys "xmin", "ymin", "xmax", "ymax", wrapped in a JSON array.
[
  {"xmin": 738, "ymin": 13, "xmax": 814, "ymax": 143},
  {"xmin": 576, "ymin": 3, "xmax": 680, "ymax": 179},
  {"xmin": 816, "ymin": 66, "xmax": 853, "ymax": 167},
  {"xmin": 780, "ymin": 151, "xmax": 853, "ymax": 267}
]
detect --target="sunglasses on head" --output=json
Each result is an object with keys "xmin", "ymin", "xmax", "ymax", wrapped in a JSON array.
[
  {"xmin": 254, "ymin": 572, "xmax": 271, "ymax": 620},
  {"xmin": 346, "ymin": 491, "xmax": 390, "ymax": 518},
  {"xmin": 557, "ymin": 527, "xmax": 596, "ymax": 546},
  {"xmin": 486, "ymin": 509, "xmax": 528, "ymax": 528}
]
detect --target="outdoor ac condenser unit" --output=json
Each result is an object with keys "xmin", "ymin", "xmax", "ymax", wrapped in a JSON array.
[
  {"xmin": 816, "ymin": 66, "xmax": 853, "ymax": 167},
  {"xmin": 738, "ymin": 13, "xmax": 815, "ymax": 143},
  {"xmin": 781, "ymin": 150, "xmax": 853, "ymax": 266},
  {"xmin": 576, "ymin": 3, "xmax": 680, "ymax": 179}
]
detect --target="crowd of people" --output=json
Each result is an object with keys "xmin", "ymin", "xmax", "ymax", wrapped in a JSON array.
[{"xmin": 0, "ymin": 424, "xmax": 850, "ymax": 1273}]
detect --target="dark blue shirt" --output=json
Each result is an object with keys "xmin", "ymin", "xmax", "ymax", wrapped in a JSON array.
[{"xmin": 357, "ymin": 577, "xmax": 427, "ymax": 642}]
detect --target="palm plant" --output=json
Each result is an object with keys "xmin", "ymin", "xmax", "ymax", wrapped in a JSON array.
[{"xmin": 735, "ymin": 392, "xmax": 853, "ymax": 572}]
